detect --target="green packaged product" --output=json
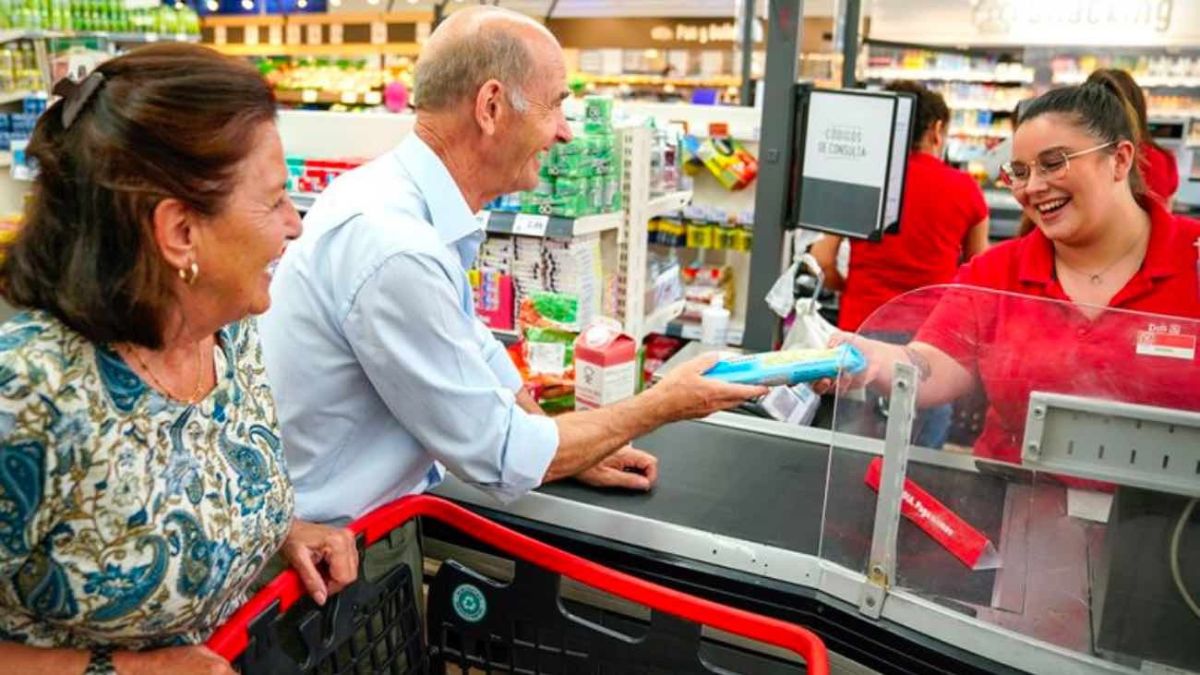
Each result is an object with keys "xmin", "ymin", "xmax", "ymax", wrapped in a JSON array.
[
  {"xmin": 520, "ymin": 192, "xmax": 554, "ymax": 215},
  {"xmin": 586, "ymin": 176, "xmax": 605, "ymax": 213},
  {"xmin": 551, "ymin": 152, "xmax": 593, "ymax": 179},
  {"xmin": 584, "ymin": 95, "xmax": 613, "ymax": 134},
  {"xmin": 533, "ymin": 176, "xmax": 555, "ymax": 198},
  {"xmin": 553, "ymin": 176, "xmax": 584, "ymax": 198},
  {"xmin": 555, "ymin": 192, "xmax": 592, "ymax": 218}
]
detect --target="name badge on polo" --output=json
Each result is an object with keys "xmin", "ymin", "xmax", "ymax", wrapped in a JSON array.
[{"xmin": 1136, "ymin": 323, "xmax": 1197, "ymax": 361}]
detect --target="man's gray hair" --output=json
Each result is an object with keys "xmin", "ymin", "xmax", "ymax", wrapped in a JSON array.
[{"xmin": 414, "ymin": 11, "xmax": 536, "ymax": 113}]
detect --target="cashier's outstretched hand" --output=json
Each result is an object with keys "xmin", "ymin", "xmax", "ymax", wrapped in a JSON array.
[
  {"xmin": 281, "ymin": 520, "xmax": 359, "ymax": 606},
  {"xmin": 577, "ymin": 445, "xmax": 659, "ymax": 491},
  {"xmin": 653, "ymin": 352, "xmax": 768, "ymax": 420}
]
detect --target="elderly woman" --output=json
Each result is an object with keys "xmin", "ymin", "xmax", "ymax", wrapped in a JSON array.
[{"xmin": 0, "ymin": 44, "xmax": 356, "ymax": 674}]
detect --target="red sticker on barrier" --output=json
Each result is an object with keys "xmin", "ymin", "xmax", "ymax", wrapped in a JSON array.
[{"xmin": 864, "ymin": 457, "xmax": 1000, "ymax": 571}]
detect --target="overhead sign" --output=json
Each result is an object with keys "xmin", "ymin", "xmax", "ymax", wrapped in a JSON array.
[{"xmin": 870, "ymin": 0, "xmax": 1198, "ymax": 47}]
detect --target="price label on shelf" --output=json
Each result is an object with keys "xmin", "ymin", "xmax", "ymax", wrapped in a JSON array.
[
  {"xmin": 301, "ymin": 89, "xmax": 319, "ymax": 104},
  {"xmin": 475, "ymin": 211, "xmax": 492, "ymax": 230},
  {"xmin": 370, "ymin": 21, "xmax": 387, "ymax": 45},
  {"xmin": 286, "ymin": 23, "xmax": 302, "ymax": 45},
  {"xmin": 362, "ymin": 91, "xmax": 383, "ymax": 105},
  {"xmin": 329, "ymin": 24, "xmax": 343, "ymax": 45},
  {"xmin": 512, "ymin": 214, "xmax": 549, "ymax": 237},
  {"xmin": 339, "ymin": 91, "xmax": 358, "ymax": 105},
  {"xmin": 213, "ymin": 25, "xmax": 227, "ymax": 45},
  {"xmin": 268, "ymin": 24, "xmax": 283, "ymax": 45},
  {"xmin": 244, "ymin": 25, "xmax": 259, "ymax": 46},
  {"xmin": 305, "ymin": 24, "xmax": 322, "ymax": 46}
]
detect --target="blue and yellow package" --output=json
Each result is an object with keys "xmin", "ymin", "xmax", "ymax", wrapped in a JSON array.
[{"xmin": 704, "ymin": 345, "xmax": 867, "ymax": 387}]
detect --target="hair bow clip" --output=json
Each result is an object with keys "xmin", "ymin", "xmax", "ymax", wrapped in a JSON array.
[{"xmin": 52, "ymin": 70, "xmax": 106, "ymax": 130}]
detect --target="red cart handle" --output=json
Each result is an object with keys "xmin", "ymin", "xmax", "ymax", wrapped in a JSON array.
[{"xmin": 208, "ymin": 494, "xmax": 830, "ymax": 675}]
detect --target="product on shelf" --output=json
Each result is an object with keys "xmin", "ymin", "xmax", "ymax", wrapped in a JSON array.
[
  {"xmin": 0, "ymin": 100, "xmax": 40, "ymax": 152},
  {"xmin": 514, "ymin": 292, "xmax": 582, "ymax": 412},
  {"xmin": 574, "ymin": 317, "xmax": 637, "ymax": 411},
  {"xmin": 0, "ymin": 0, "xmax": 200, "ymax": 35},
  {"xmin": 649, "ymin": 207, "xmax": 753, "ymax": 252},
  {"xmin": 645, "ymin": 251, "xmax": 683, "ymax": 319},
  {"xmin": 681, "ymin": 127, "xmax": 757, "ymax": 191},
  {"xmin": 641, "ymin": 333, "xmax": 685, "ymax": 385},
  {"xmin": 286, "ymin": 155, "xmax": 365, "ymax": 193},
  {"xmin": 468, "ymin": 267, "xmax": 514, "ymax": 331},
  {"xmin": 680, "ymin": 264, "xmax": 735, "ymax": 322}
]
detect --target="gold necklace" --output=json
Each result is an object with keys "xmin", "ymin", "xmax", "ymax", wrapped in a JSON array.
[
  {"xmin": 1055, "ymin": 230, "xmax": 1147, "ymax": 286},
  {"xmin": 123, "ymin": 342, "xmax": 207, "ymax": 405}
]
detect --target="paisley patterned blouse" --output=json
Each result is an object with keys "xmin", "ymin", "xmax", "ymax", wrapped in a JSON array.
[{"xmin": 0, "ymin": 311, "xmax": 294, "ymax": 649}]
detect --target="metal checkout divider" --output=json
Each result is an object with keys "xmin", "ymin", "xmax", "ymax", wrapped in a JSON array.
[{"xmin": 430, "ymin": 287, "xmax": 1200, "ymax": 674}]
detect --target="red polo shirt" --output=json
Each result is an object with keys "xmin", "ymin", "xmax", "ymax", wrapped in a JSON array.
[
  {"xmin": 839, "ymin": 152, "xmax": 988, "ymax": 331},
  {"xmin": 1140, "ymin": 142, "xmax": 1179, "ymax": 205},
  {"xmin": 915, "ymin": 198, "xmax": 1200, "ymax": 463}
]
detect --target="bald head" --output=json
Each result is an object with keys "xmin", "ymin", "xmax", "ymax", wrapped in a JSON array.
[{"xmin": 414, "ymin": 7, "xmax": 561, "ymax": 113}]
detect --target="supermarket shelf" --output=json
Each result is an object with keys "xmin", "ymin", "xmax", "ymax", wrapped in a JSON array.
[
  {"xmin": 1054, "ymin": 72, "xmax": 1200, "ymax": 88},
  {"xmin": 1150, "ymin": 109, "xmax": 1200, "ymax": 119},
  {"xmin": 482, "ymin": 210, "xmax": 622, "ymax": 238},
  {"xmin": 0, "ymin": 90, "xmax": 40, "ymax": 106},
  {"xmin": 583, "ymin": 74, "xmax": 741, "ymax": 89},
  {"xmin": 647, "ymin": 190, "xmax": 693, "ymax": 220},
  {"xmin": 949, "ymin": 126, "xmax": 1012, "ymax": 139},
  {"xmin": 662, "ymin": 317, "xmax": 745, "ymax": 347},
  {"xmin": 865, "ymin": 68, "xmax": 1034, "ymax": 84},
  {"xmin": 945, "ymin": 99, "xmax": 1022, "ymax": 112},
  {"xmin": 210, "ymin": 42, "xmax": 420, "ymax": 58},
  {"xmin": 643, "ymin": 299, "xmax": 686, "ymax": 336},
  {"xmin": 0, "ymin": 29, "xmax": 197, "ymax": 44},
  {"xmin": 276, "ymin": 89, "xmax": 383, "ymax": 106}
]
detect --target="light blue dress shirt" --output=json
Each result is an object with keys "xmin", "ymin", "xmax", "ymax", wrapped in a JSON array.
[{"xmin": 260, "ymin": 134, "xmax": 559, "ymax": 522}]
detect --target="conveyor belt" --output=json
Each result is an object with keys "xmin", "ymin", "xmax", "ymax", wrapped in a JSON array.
[{"xmin": 539, "ymin": 419, "xmax": 1006, "ymax": 607}]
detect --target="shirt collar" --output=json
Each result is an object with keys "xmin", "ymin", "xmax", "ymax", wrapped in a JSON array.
[
  {"xmin": 393, "ymin": 133, "xmax": 483, "ymax": 247},
  {"xmin": 1017, "ymin": 196, "xmax": 1187, "ymax": 286}
]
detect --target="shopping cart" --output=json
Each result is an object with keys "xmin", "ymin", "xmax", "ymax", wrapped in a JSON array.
[{"xmin": 209, "ymin": 494, "xmax": 829, "ymax": 674}]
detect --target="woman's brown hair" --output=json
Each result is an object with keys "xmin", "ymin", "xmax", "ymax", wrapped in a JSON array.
[
  {"xmin": 1013, "ymin": 77, "xmax": 1146, "ymax": 237},
  {"xmin": 1086, "ymin": 68, "xmax": 1166, "ymax": 155},
  {"xmin": 0, "ymin": 43, "xmax": 276, "ymax": 348}
]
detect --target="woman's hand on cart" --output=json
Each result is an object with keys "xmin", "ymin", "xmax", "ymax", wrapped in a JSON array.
[
  {"xmin": 280, "ymin": 520, "xmax": 359, "ymax": 606},
  {"xmin": 113, "ymin": 645, "xmax": 236, "ymax": 675}
]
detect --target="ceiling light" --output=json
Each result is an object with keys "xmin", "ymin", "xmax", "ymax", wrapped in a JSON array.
[{"xmin": 240, "ymin": 0, "xmax": 253, "ymax": 9}]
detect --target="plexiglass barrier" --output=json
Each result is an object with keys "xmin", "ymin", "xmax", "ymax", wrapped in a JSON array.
[{"xmin": 823, "ymin": 285, "xmax": 1200, "ymax": 673}]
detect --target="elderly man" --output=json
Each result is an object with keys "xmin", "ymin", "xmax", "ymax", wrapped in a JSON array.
[{"xmin": 261, "ymin": 6, "xmax": 764, "ymax": 526}]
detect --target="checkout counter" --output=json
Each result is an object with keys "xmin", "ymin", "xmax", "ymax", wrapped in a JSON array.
[{"xmin": 429, "ymin": 288, "xmax": 1200, "ymax": 675}]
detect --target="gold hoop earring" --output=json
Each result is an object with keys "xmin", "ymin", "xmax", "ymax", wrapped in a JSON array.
[{"xmin": 178, "ymin": 261, "xmax": 199, "ymax": 285}]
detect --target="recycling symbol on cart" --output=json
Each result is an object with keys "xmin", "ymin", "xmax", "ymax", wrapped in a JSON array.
[{"xmin": 452, "ymin": 583, "xmax": 487, "ymax": 623}]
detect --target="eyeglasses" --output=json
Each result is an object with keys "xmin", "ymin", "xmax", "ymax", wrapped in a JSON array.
[{"xmin": 999, "ymin": 141, "xmax": 1116, "ymax": 189}]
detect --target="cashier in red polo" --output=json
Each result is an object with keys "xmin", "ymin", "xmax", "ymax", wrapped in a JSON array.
[{"xmin": 825, "ymin": 78, "xmax": 1200, "ymax": 464}]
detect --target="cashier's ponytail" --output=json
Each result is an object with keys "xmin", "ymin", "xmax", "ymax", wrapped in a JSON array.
[{"xmin": 1014, "ymin": 80, "xmax": 1147, "ymax": 237}]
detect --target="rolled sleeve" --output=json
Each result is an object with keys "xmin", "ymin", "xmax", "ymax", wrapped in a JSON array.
[
  {"xmin": 472, "ymin": 318, "xmax": 523, "ymax": 392},
  {"xmin": 342, "ymin": 252, "xmax": 557, "ymax": 503}
]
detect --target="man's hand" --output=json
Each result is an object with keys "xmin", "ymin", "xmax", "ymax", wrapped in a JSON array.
[
  {"xmin": 576, "ymin": 445, "xmax": 659, "ymax": 491},
  {"xmin": 279, "ymin": 520, "xmax": 359, "ymax": 606},
  {"xmin": 651, "ymin": 353, "xmax": 768, "ymax": 420}
]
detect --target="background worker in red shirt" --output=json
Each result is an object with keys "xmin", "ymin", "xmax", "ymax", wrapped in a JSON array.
[
  {"xmin": 810, "ymin": 80, "xmax": 990, "ymax": 334},
  {"xmin": 824, "ymin": 77, "xmax": 1200, "ymax": 464},
  {"xmin": 811, "ymin": 80, "xmax": 989, "ymax": 448},
  {"xmin": 1088, "ymin": 68, "xmax": 1179, "ymax": 208}
]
